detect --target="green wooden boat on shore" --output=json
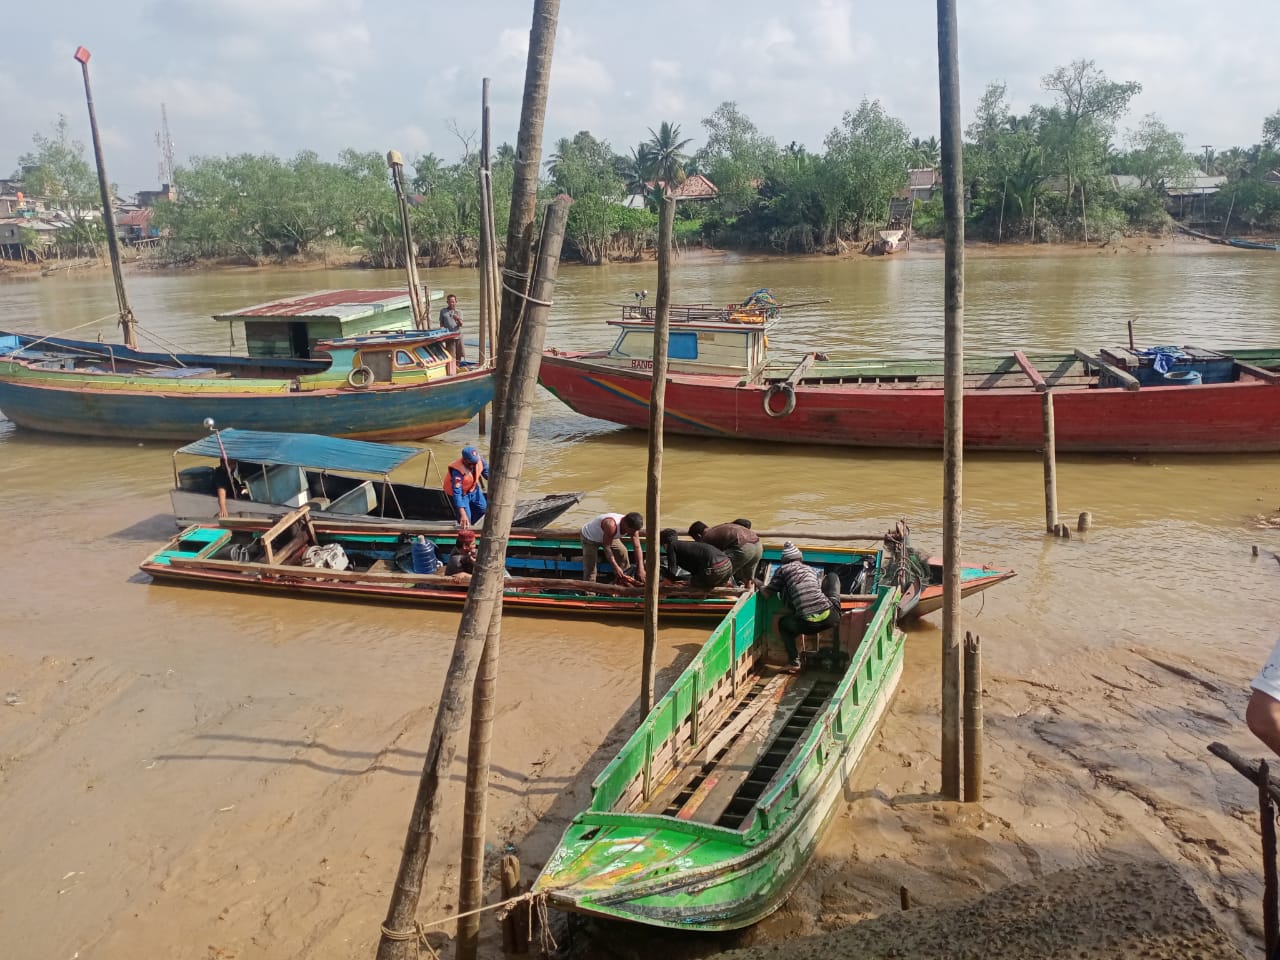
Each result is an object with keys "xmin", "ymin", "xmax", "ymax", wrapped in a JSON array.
[{"xmin": 533, "ymin": 583, "xmax": 905, "ymax": 930}]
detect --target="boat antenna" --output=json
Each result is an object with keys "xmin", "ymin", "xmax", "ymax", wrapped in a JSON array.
[
  {"xmin": 74, "ymin": 46, "xmax": 137, "ymax": 350},
  {"xmin": 386, "ymin": 149, "xmax": 429, "ymax": 329}
]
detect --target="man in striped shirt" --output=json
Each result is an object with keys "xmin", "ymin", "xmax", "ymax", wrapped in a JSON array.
[{"xmin": 759, "ymin": 542, "xmax": 840, "ymax": 671}]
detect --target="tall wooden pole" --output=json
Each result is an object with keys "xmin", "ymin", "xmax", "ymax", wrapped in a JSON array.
[
  {"xmin": 962, "ymin": 632, "xmax": 983, "ymax": 802},
  {"xmin": 74, "ymin": 46, "xmax": 137, "ymax": 350},
  {"xmin": 1262, "ymin": 758, "xmax": 1279, "ymax": 958},
  {"xmin": 455, "ymin": 198, "xmax": 571, "ymax": 960},
  {"xmin": 936, "ymin": 0, "xmax": 965, "ymax": 800},
  {"xmin": 376, "ymin": 3, "xmax": 561, "ymax": 954},
  {"xmin": 1042, "ymin": 392, "xmax": 1058, "ymax": 533},
  {"xmin": 477, "ymin": 77, "xmax": 493, "ymax": 435},
  {"xmin": 641, "ymin": 196, "xmax": 676, "ymax": 716},
  {"xmin": 376, "ymin": 199, "xmax": 569, "ymax": 960},
  {"xmin": 388, "ymin": 150, "xmax": 427, "ymax": 329},
  {"xmin": 495, "ymin": 0, "xmax": 559, "ymax": 415}
]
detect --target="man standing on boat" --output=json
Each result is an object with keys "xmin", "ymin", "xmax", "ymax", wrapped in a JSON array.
[
  {"xmin": 438, "ymin": 293, "xmax": 464, "ymax": 362},
  {"xmin": 660, "ymin": 529, "xmax": 733, "ymax": 591},
  {"xmin": 444, "ymin": 445, "xmax": 488, "ymax": 528},
  {"xmin": 580, "ymin": 511, "xmax": 645, "ymax": 586},
  {"xmin": 688, "ymin": 519, "xmax": 763, "ymax": 586},
  {"xmin": 758, "ymin": 542, "xmax": 841, "ymax": 671}
]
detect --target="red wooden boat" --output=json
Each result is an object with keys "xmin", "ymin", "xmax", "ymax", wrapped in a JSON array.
[{"xmin": 538, "ymin": 300, "xmax": 1280, "ymax": 453}]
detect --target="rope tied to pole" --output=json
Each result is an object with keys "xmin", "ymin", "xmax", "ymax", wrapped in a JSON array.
[{"xmin": 380, "ymin": 890, "xmax": 548, "ymax": 951}]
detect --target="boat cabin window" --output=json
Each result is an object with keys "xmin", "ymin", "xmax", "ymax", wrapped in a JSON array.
[
  {"xmin": 414, "ymin": 345, "xmax": 438, "ymax": 363},
  {"xmin": 670, "ymin": 331, "xmax": 698, "ymax": 360},
  {"xmin": 395, "ymin": 350, "xmax": 416, "ymax": 366}
]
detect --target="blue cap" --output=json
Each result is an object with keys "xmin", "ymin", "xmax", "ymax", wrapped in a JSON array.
[{"xmin": 461, "ymin": 445, "xmax": 480, "ymax": 464}]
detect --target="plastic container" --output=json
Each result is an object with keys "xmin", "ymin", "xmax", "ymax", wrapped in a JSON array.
[
  {"xmin": 411, "ymin": 536, "xmax": 439, "ymax": 574},
  {"xmin": 1163, "ymin": 370, "xmax": 1203, "ymax": 386}
]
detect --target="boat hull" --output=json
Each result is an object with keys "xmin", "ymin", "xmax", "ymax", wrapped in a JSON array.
[
  {"xmin": 539, "ymin": 352, "xmax": 1280, "ymax": 452},
  {"xmin": 534, "ymin": 590, "xmax": 906, "ymax": 930},
  {"xmin": 0, "ymin": 370, "xmax": 493, "ymax": 441}
]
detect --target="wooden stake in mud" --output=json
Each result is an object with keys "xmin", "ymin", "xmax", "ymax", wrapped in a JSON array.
[
  {"xmin": 477, "ymin": 77, "xmax": 493, "ymax": 435},
  {"xmin": 74, "ymin": 46, "xmax": 137, "ymax": 350},
  {"xmin": 377, "ymin": 5, "xmax": 562, "ymax": 957},
  {"xmin": 935, "ymin": 0, "xmax": 965, "ymax": 800},
  {"xmin": 963, "ymin": 632, "xmax": 983, "ymax": 803},
  {"xmin": 641, "ymin": 195, "xmax": 677, "ymax": 716},
  {"xmin": 387, "ymin": 150, "xmax": 427, "ymax": 329},
  {"xmin": 499, "ymin": 854, "xmax": 528, "ymax": 954},
  {"xmin": 1042, "ymin": 391, "xmax": 1058, "ymax": 533},
  {"xmin": 1263, "ymin": 758, "xmax": 1279, "ymax": 958}
]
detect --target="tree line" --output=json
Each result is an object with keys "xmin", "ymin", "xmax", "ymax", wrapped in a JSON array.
[{"xmin": 13, "ymin": 58, "xmax": 1280, "ymax": 266}]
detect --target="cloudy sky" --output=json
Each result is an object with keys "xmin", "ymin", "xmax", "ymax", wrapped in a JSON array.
[{"xmin": 4, "ymin": 0, "xmax": 1277, "ymax": 197}]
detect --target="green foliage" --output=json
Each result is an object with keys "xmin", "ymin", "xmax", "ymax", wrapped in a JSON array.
[
  {"xmin": 694, "ymin": 102, "xmax": 778, "ymax": 217},
  {"xmin": 821, "ymin": 99, "xmax": 912, "ymax": 239},
  {"xmin": 16, "ymin": 116, "xmax": 99, "ymax": 215}
]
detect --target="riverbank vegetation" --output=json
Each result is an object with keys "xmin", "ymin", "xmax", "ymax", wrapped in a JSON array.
[{"xmin": 13, "ymin": 59, "xmax": 1280, "ymax": 267}]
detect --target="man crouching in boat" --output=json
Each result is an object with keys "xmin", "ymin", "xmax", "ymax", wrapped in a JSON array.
[
  {"xmin": 659, "ymin": 528, "xmax": 733, "ymax": 592},
  {"xmin": 758, "ymin": 542, "xmax": 841, "ymax": 672},
  {"xmin": 580, "ymin": 511, "xmax": 645, "ymax": 586}
]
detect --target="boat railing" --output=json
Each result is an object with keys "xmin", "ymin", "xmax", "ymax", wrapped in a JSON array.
[
  {"xmin": 618, "ymin": 303, "xmax": 772, "ymax": 325},
  {"xmin": 754, "ymin": 587, "xmax": 902, "ymax": 833}
]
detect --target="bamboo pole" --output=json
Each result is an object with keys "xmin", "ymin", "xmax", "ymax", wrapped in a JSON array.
[
  {"xmin": 73, "ymin": 46, "xmax": 137, "ymax": 349},
  {"xmin": 641, "ymin": 196, "xmax": 677, "ymax": 716},
  {"xmin": 388, "ymin": 150, "xmax": 427, "ymax": 329},
  {"xmin": 1042, "ymin": 391, "xmax": 1058, "ymax": 533},
  {"xmin": 376, "ymin": 4, "xmax": 561, "ymax": 954},
  {"xmin": 963, "ymin": 632, "xmax": 982, "ymax": 802},
  {"xmin": 936, "ymin": 0, "xmax": 965, "ymax": 800}
]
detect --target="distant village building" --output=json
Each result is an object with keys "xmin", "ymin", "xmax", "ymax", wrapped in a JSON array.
[
  {"xmin": 621, "ymin": 174, "xmax": 719, "ymax": 208},
  {"xmin": 135, "ymin": 183, "xmax": 176, "ymax": 208}
]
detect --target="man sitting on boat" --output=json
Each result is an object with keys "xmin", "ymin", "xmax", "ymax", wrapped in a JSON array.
[
  {"xmin": 445, "ymin": 446, "xmax": 488, "ymax": 528},
  {"xmin": 445, "ymin": 529, "xmax": 479, "ymax": 578},
  {"xmin": 659, "ymin": 529, "xmax": 733, "ymax": 591},
  {"xmin": 212, "ymin": 459, "xmax": 248, "ymax": 519},
  {"xmin": 688, "ymin": 519, "xmax": 762, "ymax": 586},
  {"xmin": 580, "ymin": 511, "xmax": 645, "ymax": 586},
  {"xmin": 758, "ymin": 542, "xmax": 841, "ymax": 672}
]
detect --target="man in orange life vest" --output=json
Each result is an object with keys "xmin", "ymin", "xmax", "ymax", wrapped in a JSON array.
[{"xmin": 444, "ymin": 445, "xmax": 489, "ymax": 528}]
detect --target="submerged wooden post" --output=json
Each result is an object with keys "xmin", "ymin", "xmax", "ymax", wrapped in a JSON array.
[
  {"xmin": 1077, "ymin": 511, "xmax": 1091, "ymax": 533},
  {"xmin": 936, "ymin": 0, "xmax": 965, "ymax": 801},
  {"xmin": 641, "ymin": 194, "xmax": 677, "ymax": 717},
  {"xmin": 1263, "ymin": 759, "xmax": 1279, "ymax": 958},
  {"xmin": 1042, "ymin": 391, "xmax": 1058, "ymax": 533},
  {"xmin": 963, "ymin": 632, "xmax": 983, "ymax": 802}
]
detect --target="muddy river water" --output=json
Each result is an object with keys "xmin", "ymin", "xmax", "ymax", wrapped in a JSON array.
[{"xmin": 2, "ymin": 239, "xmax": 1279, "ymax": 958}]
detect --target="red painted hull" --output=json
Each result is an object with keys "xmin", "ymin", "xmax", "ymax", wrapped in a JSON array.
[{"xmin": 539, "ymin": 354, "xmax": 1280, "ymax": 452}]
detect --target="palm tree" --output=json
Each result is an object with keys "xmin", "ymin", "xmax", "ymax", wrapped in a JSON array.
[
  {"xmin": 617, "ymin": 145, "xmax": 654, "ymax": 198},
  {"xmin": 644, "ymin": 121, "xmax": 693, "ymax": 192}
]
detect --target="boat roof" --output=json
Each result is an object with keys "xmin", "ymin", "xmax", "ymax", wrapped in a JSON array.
[
  {"xmin": 212, "ymin": 289, "xmax": 428, "ymax": 323},
  {"xmin": 176, "ymin": 428, "xmax": 424, "ymax": 474}
]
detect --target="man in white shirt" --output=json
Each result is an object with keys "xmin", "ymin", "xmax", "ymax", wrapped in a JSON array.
[{"xmin": 1247, "ymin": 638, "xmax": 1280, "ymax": 755}]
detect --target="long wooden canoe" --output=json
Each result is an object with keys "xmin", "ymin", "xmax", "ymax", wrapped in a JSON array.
[
  {"xmin": 138, "ymin": 509, "xmax": 1013, "ymax": 621},
  {"xmin": 533, "ymin": 585, "xmax": 905, "ymax": 929}
]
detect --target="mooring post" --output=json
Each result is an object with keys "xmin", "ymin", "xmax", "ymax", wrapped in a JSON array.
[
  {"xmin": 963, "ymin": 631, "xmax": 983, "ymax": 802},
  {"xmin": 1042, "ymin": 391, "xmax": 1058, "ymax": 533},
  {"xmin": 1263, "ymin": 759, "xmax": 1279, "ymax": 958},
  {"xmin": 500, "ymin": 853, "xmax": 528, "ymax": 954}
]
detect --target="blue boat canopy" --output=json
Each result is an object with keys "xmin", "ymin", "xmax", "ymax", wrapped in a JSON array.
[{"xmin": 176, "ymin": 429, "xmax": 424, "ymax": 475}]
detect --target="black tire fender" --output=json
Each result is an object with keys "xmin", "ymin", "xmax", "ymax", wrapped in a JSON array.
[{"xmin": 763, "ymin": 382, "xmax": 796, "ymax": 418}]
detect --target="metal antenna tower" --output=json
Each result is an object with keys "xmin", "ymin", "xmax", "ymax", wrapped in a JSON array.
[{"xmin": 155, "ymin": 103, "xmax": 175, "ymax": 193}]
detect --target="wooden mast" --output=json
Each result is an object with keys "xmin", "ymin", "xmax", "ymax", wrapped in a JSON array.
[
  {"xmin": 387, "ymin": 150, "xmax": 427, "ymax": 329},
  {"xmin": 74, "ymin": 46, "xmax": 137, "ymax": 350}
]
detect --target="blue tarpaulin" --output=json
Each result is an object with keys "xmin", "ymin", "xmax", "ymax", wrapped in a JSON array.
[
  {"xmin": 1138, "ymin": 346, "xmax": 1187, "ymax": 375},
  {"xmin": 177, "ymin": 429, "xmax": 424, "ymax": 475}
]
